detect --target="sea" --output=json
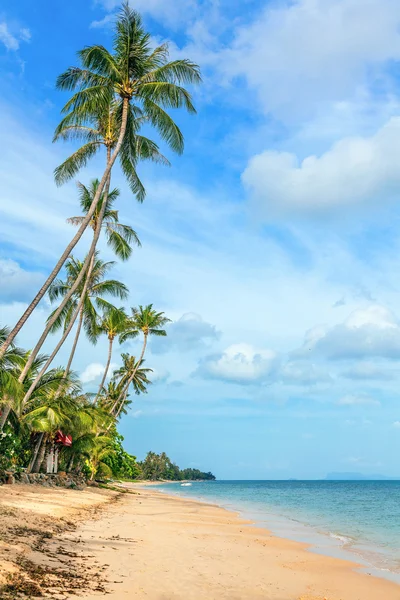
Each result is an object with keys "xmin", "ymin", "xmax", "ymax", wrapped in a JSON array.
[{"xmin": 154, "ymin": 480, "xmax": 400, "ymax": 584}]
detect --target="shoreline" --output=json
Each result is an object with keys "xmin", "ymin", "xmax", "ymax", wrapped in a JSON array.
[
  {"xmin": 147, "ymin": 482, "xmax": 400, "ymax": 585},
  {"xmin": 1, "ymin": 483, "xmax": 399, "ymax": 598}
]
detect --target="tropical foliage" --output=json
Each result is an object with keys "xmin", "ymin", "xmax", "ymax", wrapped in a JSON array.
[
  {"xmin": 138, "ymin": 451, "xmax": 216, "ymax": 481},
  {"xmin": 0, "ymin": 4, "xmax": 215, "ymax": 483}
]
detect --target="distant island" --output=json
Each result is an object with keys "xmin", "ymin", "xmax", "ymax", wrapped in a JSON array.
[
  {"xmin": 325, "ymin": 472, "xmax": 400, "ymax": 481},
  {"xmin": 138, "ymin": 451, "xmax": 216, "ymax": 481}
]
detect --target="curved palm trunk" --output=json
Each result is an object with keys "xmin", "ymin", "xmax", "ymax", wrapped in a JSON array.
[
  {"xmin": 110, "ymin": 333, "xmax": 148, "ymax": 420},
  {"xmin": 21, "ymin": 301, "xmax": 81, "ymax": 406},
  {"xmin": 0, "ymin": 404, "xmax": 11, "ymax": 432},
  {"xmin": 64, "ymin": 303, "xmax": 84, "ymax": 377},
  {"xmin": 32, "ymin": 433, "xmax": 48, "ymax": 473},
  {"xmin": 96, "ymin": 336, "xmax": 114, "ymax": 399},
  {"xmin": 27, "ymin": 432, "xmax": 44, "ymax": 473},
  {"xmin": 0, "ymin": 97, "xmax": 130, "ymax": 361}
]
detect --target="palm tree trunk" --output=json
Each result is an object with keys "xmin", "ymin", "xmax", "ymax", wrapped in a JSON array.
[
  {"xmin": 67, "ymin": 454, "xmax": 75, "ymax": 473},
  {"xmin": 96, "ymin": 336, "xmax": 114, "ymax": 399},
  {"xmin": 111, "ymin": 333, "xmax": 148, "ymax": 419},
  {"xmin": 64, "ymin": 303, "xmax": 84, "ymax": 376},
  {"xmin": 17, "ymin": 154, "xmax": 116, "ymax": 386},
  {"xmin": 33, "ymin": 433, "xmax": 48, "ymax": 473},
  {"xmin": 0, "ymin": 404, "xmax": 11, "ymax": 432},
  {"xmin": 27, "ymin": 432, "xmax": 44, "ymax": 473},
  {"xmin": 0, "ymin": 97, "xmax": 130, "ymax": 361},
  {"xmin": 21, "ymin": 301, "xmax": 81, "ymax": 406}
]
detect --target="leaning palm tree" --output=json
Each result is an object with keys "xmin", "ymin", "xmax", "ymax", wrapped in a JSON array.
[
  {"xmin": 95, "ymin": 306, "xmax": 128, "ymax": 399},
  {"xmin": 0, "ymin": 327, "xmax": 26, "ymax": 431},
  {"xmin": 110, "ymin": 353, "xmax": 152, "ymax": 420},
  {"xmin": 21, "ymin": 255, "xmax": 129, "ymax": 408},
  {"xmin": 69, "ymin": 179, "xmax": 141, "ymax": 261},
  {"xmin": 120, "ymin": 304, "xmax": 170, "ymax": 358},
  {"xmin": 0, "ymin": 3, "xmax": 200, "ymax": 360},
  {"xmin": 117, "ymin": 304, "xmax": 170, "ymax": 405}
]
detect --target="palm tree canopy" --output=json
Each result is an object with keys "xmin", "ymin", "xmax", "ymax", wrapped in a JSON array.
[
  {"xmin": 98, "ymin": 306, "xmax": 128, "ymax": 341},
  {"xmin": 67, "ymin": 179, "xmax": 141, "ymax": 261},
  {"xmin": 47, "ymin": 253, "xmax": 129, "ymax": 343},
  {"xmin": 119, "ymin": 304, "xmax": 170, "ymax": 344},
  {"xmin": 112, "ymin": 353, "xmax": 152, "ymax": 396},
  {"xmin": 54, "ymin": 3, "xmax": 201, "ymax": 198}
]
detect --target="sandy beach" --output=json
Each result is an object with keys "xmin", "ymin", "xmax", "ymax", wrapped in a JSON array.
[{"xmin": 1, "ymin": 483, "xmax": 399, "ymax": 599}]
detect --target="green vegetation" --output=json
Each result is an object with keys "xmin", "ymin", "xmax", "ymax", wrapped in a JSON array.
[
  {"xmin": 0, "ymin": 5, "xmax": 214, "ymax": 483},
  {"xmin": 138, "ymin": 451, "xmax": 216, "ymax": 481}
]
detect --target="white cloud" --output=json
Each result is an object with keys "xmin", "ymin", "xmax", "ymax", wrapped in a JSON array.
[
  {"xmin": 94, "ymin": 0, "xmax": 197, "ymax": 28},
  {"xmin": 197, "ymin": 343, "xmax": 278, "ymax": 384},
  {"xmin": 131, "ymin": 410, "xmax": 143, "ymax": 419},
  {"xmin": 80, "ymin": 363, "xmax": 106, "ymax": 384},
  {"xmin": 336, "ymin": 393, "xmax": 380, "ymax": 406},
  {"xmin": 0, "ymin": 259, "xmax": 44, "ymax": 302},
  {"xmin": 279, "ymin": 361, "xmax": 331, "ymax": 386},
  {"xmin": 0, "ymin": 22, "xmax": 31, "ymax": 51},
  {"xmin": 151, "ymin": 312, "xmax": 220, "ymax": 354},
  {"xmin": 341, "ymin": 361, "xmax": 395, "ymax": 380},
  {"xmin": 90, "ymin": 14, "xmax": 115, "ymax": 29},
  {"xmin": 393, "ymin": 421, "xmax": 400, "ymax": 428},
  {"xmin": 220, "ymin": 0, "xmax": 400, "ymax": 119},
  {"xmin": 242, "ymin": 118, "xmax": 400, "ymax": 216},
  {"xmin": 296, "ymin": 305, "xmax": 400, "ymax": 360}
]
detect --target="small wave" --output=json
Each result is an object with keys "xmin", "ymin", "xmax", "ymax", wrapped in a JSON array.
[{"xmin": 329, "ymin": 532, "xmax": 353, "ymax": 544}]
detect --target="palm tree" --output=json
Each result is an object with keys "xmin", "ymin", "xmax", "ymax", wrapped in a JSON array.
[
  {"xmin": 69, "ymin": 179, "xmax": 141, "ymax": 261},
  {"xmin": 24, "ymin": 389, "xmax": 78, "ymax": 473},
  {"xmin": 20, "ymin": 255, "xmax": 129, "ymax": 408},
  {"xmin": 86, "ymin": 436, "xmax": 116, "ymax": 480},
  {"xmin": 115, "ymin": 304, "xmax": 169, "ymax": 409},
  {"xmin": 0, "ymin": 3, "xmax": 200, "ymax": 360},
  {"xmin": 0, "ymin": 327, "xmax": 25, "ymax": 431},
  {"xmin": 59, "ymin": 394, "xmax": 112, "ymax": 472},
  {"xmin": 110, "ymin": 353, "xmax": 152, "ymax": 420},
  {"xmin": 95, "ymin": 306, "xmax": 128, "ymax": 398}
]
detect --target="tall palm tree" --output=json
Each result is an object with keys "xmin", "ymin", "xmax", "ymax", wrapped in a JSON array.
[
  {"xmin": 21, "ymin": 255, "xmax": 128, "ymax": 408},
  {"xmin": 0, "ymin": 3, "xmax": 200, "ymax": 360},
  {"xmin": 0, "ymin": 327, "xmax": 25, "ymax": 431},
  {"xmin": 110, "ymin": 353, "xmax": 152, "ymax": 420},
  {"xmin": 95, "ymin": 306, "xmax": 128, "ymax": 398},
  {"xmin": 69, "ymin": 179, "xmax": 141, "ymax": 261},
  {"xmin": 116, "ymin": 304, "xmax": 169, "ymax": 408}
]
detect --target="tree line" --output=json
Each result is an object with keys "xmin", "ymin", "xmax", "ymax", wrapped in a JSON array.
[
  {"xmin": 0, "ymin": 4, "xmax": 212, "ymax": 482},
  {"xmin": 139, "ymin": 451, "xmax": 216, "ymax": 481}
]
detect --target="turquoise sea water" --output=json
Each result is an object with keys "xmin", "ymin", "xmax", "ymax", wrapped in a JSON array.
[{"xmin": 154, "ymin": 480, "xmax": 400, "ymax": 582}]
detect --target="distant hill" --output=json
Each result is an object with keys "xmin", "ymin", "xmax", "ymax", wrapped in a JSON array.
[{"xmin": 326, "ymin": 472, "xmax": 400, "ymax": 481}]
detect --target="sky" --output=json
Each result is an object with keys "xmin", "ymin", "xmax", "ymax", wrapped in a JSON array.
[{"xmin": 1, "ymin": 0, "xmax": 400, "ymax": 480}]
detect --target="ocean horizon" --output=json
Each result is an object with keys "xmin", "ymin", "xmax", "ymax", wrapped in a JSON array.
[{"xmin": 155, "ymin": 479, "xmax": 400, "ymax": 583}]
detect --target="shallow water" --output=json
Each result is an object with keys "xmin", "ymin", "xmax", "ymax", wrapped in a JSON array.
[{"xmin": 154, "ymin": 480, "xmax": 400, "ymax": 583}]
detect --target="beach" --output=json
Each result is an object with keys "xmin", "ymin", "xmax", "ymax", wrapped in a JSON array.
[{"xmin": 1, "ymin": 483, "xmax": 399, "ymax": 599}]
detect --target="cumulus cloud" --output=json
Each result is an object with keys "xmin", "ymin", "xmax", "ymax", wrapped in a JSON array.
[
  {"xmin": 336, "ymin": 393, "xmax": 380, "ymax": 406},
  {"xmin": 0, "ymin": 22, "xmax": 31, "ymax": 51},
  {"xmin": 296, "ymin": 305, "xmax": 400, "ymax": 360},
  {"xmin": 220, "ymin": 0, "xmax": 400, "ymax": 119},
  {"xmin": 279, "ymin": 361, "xmax": 331, "ymax": 386},
  {"xmin": 151, "ymin": 313, "xmax": 220, "ymax": 354},
  {"xmin": 0, "ymin": 259, "xmax": 44, "ymax": 302},
  {"xmin": 242, "ymin": 118, "xmax": 400, "ymax": 216},
  {"xmin": 81, "ymin": 362, "xmax": 118, "ymax": 384},
  {"xmin": 196, "ymin": 343, "xmax": 278, "ymax": 384},
  {"xmin": 341, "ymin": 362, "xmax": 395, "ymax": 380}
]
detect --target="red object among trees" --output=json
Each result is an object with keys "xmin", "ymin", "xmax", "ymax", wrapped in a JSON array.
[{"xmin": 54, "ymin": 430, "xmax": 72, "ymax": 446}]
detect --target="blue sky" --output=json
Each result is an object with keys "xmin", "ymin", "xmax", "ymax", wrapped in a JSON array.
[{"xmin": 1, "ymin": 0, "xmax": 400, "ymax": 479}]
